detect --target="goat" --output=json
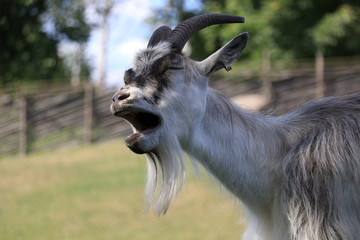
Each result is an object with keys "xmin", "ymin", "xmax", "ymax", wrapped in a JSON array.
[{"xmin": 111, "ymin": 14, "xmax": 360, "ymax": 240}]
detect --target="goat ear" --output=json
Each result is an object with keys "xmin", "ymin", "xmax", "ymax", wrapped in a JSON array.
[{"xmin": 200, "ymin": 32, "xmax": 248, "ymax": 76}]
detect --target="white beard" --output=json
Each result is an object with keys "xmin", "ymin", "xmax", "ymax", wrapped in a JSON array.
[{"xmin": 144, "ymin": 130, "xmax": 186, "ymax": 215}]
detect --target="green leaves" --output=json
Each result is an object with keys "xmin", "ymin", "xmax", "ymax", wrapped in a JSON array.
[
  {"xmin": 0, "ymin": 0, "xmax": 92, "ymax": 86},
  {"xmin": 313, "ymin": 5, "xmax": 359, "ymax": 53},
  {"xmin": 155, "ymin": 0, "xmax": 360, "ymax": 61},
  {"xmin": 47, "ymin": 0, "xmax": 91, "ymax": 43}
]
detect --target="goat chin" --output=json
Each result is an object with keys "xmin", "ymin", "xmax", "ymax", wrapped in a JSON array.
[
  {"xmin": 125, "ymin": 125, "xmax": 161, "ymax": 154},
  {"xmin": 143, "ymin": 128, "xmax": 186, "ymax": 215}
]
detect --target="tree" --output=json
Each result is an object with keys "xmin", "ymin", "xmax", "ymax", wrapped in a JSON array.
[
  {"xmin": 269, "ymin": 0, "xmax": 360, "ymax": 58},
  {"xmin": 94, "ymin": 0, "xmax": 114, "ymax": 91},
  {"xmin": 0, "ymin": 0, "xmax": 92, "ymax": 87},
  {"xmin": 312, "ymin": 3, "xmax": 360, "ymax": 57},
  {"xmin": 152, "ymin": 0, "xmax": 360, "ymax": 60}
]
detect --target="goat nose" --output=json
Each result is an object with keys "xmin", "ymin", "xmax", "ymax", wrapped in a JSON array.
[{"xmin": 112, "ymin": 92, "xmax": 130, "ymax": 102}]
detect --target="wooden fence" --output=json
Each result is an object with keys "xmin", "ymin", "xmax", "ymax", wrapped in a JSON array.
[
  {"xmin": 210, "ymin": 54, "xmax": 360, "ymax": 114},
  {"xmin": 0, "ymin": 85, "xmax": 132, "ymax": 157},
  {"xmin": 268, "ymin": 55, "xmax": 360, "ymax": 114},
  {"xmin": 1, "ymin": 55, "xmax": 359, "ymax": 157}
]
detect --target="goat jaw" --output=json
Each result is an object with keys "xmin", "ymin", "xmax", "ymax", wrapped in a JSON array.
[
  {"xmin": 125, "ymin": 129, "xmax": 160, "ymax": 154},
  {"xmin": 111, "ymin": 105, "xmax": 161, "ymax": 154}
]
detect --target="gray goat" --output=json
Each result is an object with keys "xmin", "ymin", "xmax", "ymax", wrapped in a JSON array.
[{"xmin": 111, "ymin": 13, "xmax": 360, "ymax": 240}]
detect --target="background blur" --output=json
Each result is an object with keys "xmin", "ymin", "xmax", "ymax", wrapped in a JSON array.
[{"xmin": 1, "ymin": 0, "xmax": 360, "ymax": 239}]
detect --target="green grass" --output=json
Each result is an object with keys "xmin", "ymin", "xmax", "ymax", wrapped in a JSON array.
[{"xmin": 0, "ymin": 139, "xmax": 246, "ymax": 240}]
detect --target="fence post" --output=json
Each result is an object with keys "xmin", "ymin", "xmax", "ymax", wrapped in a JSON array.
[
  {"xmin": 262, "ymin": 49, "xmax": 272, "ymax": 102},
  {"xmin": 84, "ymin": 84, "xmax": 93, "ymax": 144},
  {"xmin": 19, "ymin": 93, "xmax": 27, "ymax": 156},
  {"xmin": 315, "ymin": 51, "xmax": 325, "ymax": 98}
]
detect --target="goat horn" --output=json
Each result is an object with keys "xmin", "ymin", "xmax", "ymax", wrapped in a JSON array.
[
  {"xmin": 167, "ymin": 13, "xmax": 245, "ymax": 52},
  {"xmin": 147, "ymin": 25, "xmax": 173, "ymax": 48}
]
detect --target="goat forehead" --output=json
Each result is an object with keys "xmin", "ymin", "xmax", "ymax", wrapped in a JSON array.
[
  {"xmin": 123, "ymin": 43, "xmax": 175, "ymax": 105},
  {"xmin": 133, "ymin": 42, "xmax": 172, "ymax": 73}
]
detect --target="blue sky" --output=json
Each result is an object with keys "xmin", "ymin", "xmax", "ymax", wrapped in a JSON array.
[
  {"xmin": 85, "ymin": 0, "xmax": 201, "ymax": 89},
  {"xmin": 86, "ymin": 0, "xmax": 159, "ymax": 89}
]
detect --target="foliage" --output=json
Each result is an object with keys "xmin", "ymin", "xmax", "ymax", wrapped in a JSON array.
[
  {"xmin": 0, "ymin": 0, "xmax": 92, "ymax": 87},
  {"xmin": 152, "ymin": 0, "xmax": 360, "ymax": 61},
  {"xmin": 312, "ymin": 4, "xmax": 360, "ymax": 56},
  {"xmin": 269, "ymin": 0, "xmax": 360, "ymax": 58},
  {"xmin": 45, "ymin": 0, "xmax": 91, "ymax": 43}
]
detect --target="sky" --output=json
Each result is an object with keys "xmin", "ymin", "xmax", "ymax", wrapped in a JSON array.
[
  {"xmin": 86, "ymin": 0, "xmax": 160, "ymax": 89},
  {"xmin": 85, "ymin": 0, "xmax": 201, "ymax": 90}
]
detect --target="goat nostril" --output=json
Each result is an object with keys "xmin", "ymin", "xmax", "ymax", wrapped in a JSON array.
[{"xmin": 117, "ymin": 93, "xmax": 130, "ymax": 101}]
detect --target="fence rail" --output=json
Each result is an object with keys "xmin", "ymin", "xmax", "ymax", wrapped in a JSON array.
[
  {"xmin": 1, "ymin": 55, "xmax": 359, "ymax": 157},
  {"xmin": 0, "ymin": 86, "xmax": 132, "ymax": 157},
  {"xmin": 269, "ymin": 61, "xmax": 360, "ymax": 114}
]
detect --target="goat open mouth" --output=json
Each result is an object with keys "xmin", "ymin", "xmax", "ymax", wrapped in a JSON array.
[
  {"xmin": 115, "ymin": 110, "xmax": 161, "ymax": 145},
  {"xmin": 123, "ymin": 111, "xmax": 160, "ymax": 133}
]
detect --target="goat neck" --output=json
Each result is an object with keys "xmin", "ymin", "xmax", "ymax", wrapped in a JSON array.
[{"xmin": 182, "ymin": 88, "xmax": 288, "ymax": 229}]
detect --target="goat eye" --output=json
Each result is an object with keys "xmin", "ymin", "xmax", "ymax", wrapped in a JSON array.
[
  {"xmin": 164, "ymin": 67, "xmax": 184, "ymax": 73},
  {"xmin": 124, "ymin": 68, "xmax": 135, "ymax": 85}
]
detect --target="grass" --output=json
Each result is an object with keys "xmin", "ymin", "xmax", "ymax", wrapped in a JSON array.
[{"xmin": 0, "ymin": 139, "xmax": 246, "ymax": 240}]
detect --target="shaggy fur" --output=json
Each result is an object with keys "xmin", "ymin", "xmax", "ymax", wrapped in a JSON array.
[
  {"xmin": 184, "ymin": 91, "xmax": 360, "ymax": 239},
  {"xmin": 282, "ymin": 96, "xmax": 360, "ymax": 240},
  {"xmin": 111, "ymin": 25, "xmax": 360, "ymax": 239}
]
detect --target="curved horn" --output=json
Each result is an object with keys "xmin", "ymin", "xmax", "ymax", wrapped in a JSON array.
[
  {"xmin": 147, "ymin": 25, "xmax": 172, "ymax": 48},
  {"xmin": 167, "ymin": 13, "xmax": 245, "ymax": 52}
]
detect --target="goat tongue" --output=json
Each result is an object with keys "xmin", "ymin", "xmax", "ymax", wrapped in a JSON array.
[
  {"xmin": 126, "ymin": 132, "xmax": 141, "ymax": 145},
  {"xmin": 125, "ymin": 132, "xmax": 144, "ymax": 154}
]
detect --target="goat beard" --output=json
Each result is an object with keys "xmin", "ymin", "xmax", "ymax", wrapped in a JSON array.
[{"xmin": 144, "ymin": 131, "xmax": 186, "ymax": 215}]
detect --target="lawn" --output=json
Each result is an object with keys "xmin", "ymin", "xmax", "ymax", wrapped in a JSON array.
[{"xmin": 0, "ymin": 139, "xmax": 246, "ymax": 240}]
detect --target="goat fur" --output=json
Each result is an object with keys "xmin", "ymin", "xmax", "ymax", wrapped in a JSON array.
[
  {"xmin": 112, "ymin": 39, "xmax": 360, "ymax": 240},
  {"xmin": 145, "ymin": 87, "xmax": 360, "ymax": 239}
]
